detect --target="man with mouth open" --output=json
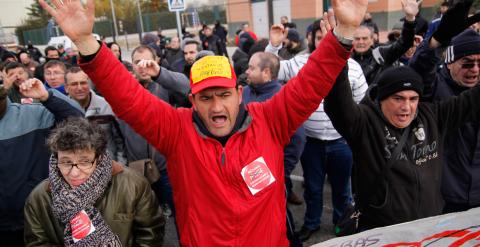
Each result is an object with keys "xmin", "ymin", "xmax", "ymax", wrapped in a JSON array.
[
  {"xmin": 324, "ymin": 0, "xmax": 480, "ymax": 230},
  {"xmin": 39, "ymin": 0, "xmax": 368, "ymax": 245},
  {"xmin": 409, "ymin": 2, "xmax": 480, "ymax": 215}
]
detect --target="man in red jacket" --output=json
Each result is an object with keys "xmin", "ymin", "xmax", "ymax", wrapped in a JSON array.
[{"xmin": 39, "ymin": 0, "xmax": 367, "ymax": 246}]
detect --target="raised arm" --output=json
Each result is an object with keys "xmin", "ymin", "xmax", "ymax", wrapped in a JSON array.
[
  {"xmin": 374, "ymin": 0, "xmax": 419, "ymax": 66},
  {"xmin": 19, "ymin": 78, "xmax": 84, "ymax": 122},
  {"xmin": 39, "ymin": 0, "xmax": 182, "ymax": 156},
  {"xmin": 260, "ymin": 0, "xmax": 367, "ymax": 145}
]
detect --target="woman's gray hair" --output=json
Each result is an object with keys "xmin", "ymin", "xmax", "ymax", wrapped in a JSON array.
[{"xmin": 47, "ymin": 117, "xmax": 107, "ymax": 156}]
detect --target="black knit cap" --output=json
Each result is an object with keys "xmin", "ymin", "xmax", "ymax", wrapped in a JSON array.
[
  {"xmin": 445, "ymin": 29, "xmax": 480, "ymax": 64},
  {"xmin": 376, "ymin": 66, "xmax": 423, "ymax": 101}
]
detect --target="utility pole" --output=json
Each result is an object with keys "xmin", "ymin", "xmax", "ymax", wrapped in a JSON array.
[
  {"xmin": 267, "ymin": 0, "xmax": 274, "ymax": 27},
  {"xmin": 109, "ymin": 0, "xmax": 119, "ymax": 42},
  {"xmin": 136, "ymin": 0, "xmax": 145, "ymax": 42}
]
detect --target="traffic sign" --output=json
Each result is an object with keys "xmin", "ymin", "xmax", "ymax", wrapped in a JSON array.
[{"xmin": 168, "ymin": 0, "xmax": 186, "ymax": 12}]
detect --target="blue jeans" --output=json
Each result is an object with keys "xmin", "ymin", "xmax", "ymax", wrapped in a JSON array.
[{"xmin": 301, "ymin": 137, "xmax": 353, "ymax": 230}]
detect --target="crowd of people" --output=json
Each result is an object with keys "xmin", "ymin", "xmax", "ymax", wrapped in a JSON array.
[{"xmin": 1, "ymin": 0, "xmax": 480, "ymax": 246}]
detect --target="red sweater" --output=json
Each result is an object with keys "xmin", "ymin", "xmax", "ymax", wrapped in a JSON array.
[{"xmin": 80, "ymin": 32, "xmax": 349, "ymax": 246}]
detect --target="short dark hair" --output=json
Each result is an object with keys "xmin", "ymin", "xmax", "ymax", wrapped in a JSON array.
[
  {"xmin": 183, "ymin": 38, "xmax": 201, "ymax": 51},
  {"xmin": 44, "ymin": 46, "xmax": 58, "ymax": 56},
  {"xmin": 44, "ymin": 60, "xmax": 67, "ymax": 72},
  {"xmin": 131, "ymin": 45, "xmax": 157, "ymax": 61},
  {"xmin": 65, "ymin": 66, "xmax": 85, "ymax": 83},
  {"xmin": 47, "ymin": 117, "xmax": 107, "ymax": 157},
  {"xmin": 4, "ymin": 62, "xmax": 29, "ymax": 75},
  {"xmin": 253, "ymin": 52, "xmax": 280, "ymax": 80}
]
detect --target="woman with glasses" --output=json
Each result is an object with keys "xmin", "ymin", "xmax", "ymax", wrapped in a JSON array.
[{"xmin": 24, "ymin": 118, "xmax": 165, "ymax": 246}]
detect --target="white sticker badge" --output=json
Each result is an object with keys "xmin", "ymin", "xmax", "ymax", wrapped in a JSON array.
[{"xmin": 241, "ymin": 157, "xmax": 276, "ymax": 195}]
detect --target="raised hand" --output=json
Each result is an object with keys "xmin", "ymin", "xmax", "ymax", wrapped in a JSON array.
[
  {"xmin": 136, "ymin": 60, "xmax": 161, "ymax": 78},
  {"xmin": 331, "ymin": 0, "xmax": 368, "ymax": 38},
  {"xmin": 19, "ymin": 78, "xmax": 49, "ymax": 102},
  {"xmin": 269, "ymin": 24, "xmax": 285, "ymax": 47},
  {"xmin": 402, "ymin": 0, "xmax": 422, "ymax": 22},
  {"xmin": 39, "ymin": 0, "xmax": 99, "ymax": 55}
]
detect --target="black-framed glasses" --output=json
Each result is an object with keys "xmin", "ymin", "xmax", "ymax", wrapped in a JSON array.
[
  {"xmin": 460, "ymin": 60, "xmax": 480, "ymax": 69},
  {"xmin": 58, "ymin": 159, "xmax": 96, "ymax": 173}
]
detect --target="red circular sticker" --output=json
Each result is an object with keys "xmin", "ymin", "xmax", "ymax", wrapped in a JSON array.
[
  {"xmin": 71, "ymin": 211, "xmax": 92, "ymax": 240},
  {"xmin": 244, "ymin": 161, "xmax": 272, "ymax": 190}
]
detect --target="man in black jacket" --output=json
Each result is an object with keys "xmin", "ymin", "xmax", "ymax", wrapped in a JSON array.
[
  {"xmin": 410, "ymin": 0, "xmax": 480, "ymax": 214},
  {"xmin": 202, "ymin": 25, "xmax": 228, "ymax": 58},
  {"xmin": 351, "ymin": 0, "xmax": 417, "ymax": 84}
]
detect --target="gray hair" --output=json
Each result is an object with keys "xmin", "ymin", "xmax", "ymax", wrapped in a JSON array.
[{"xmin": 47, "ymin": 117, "xmax": 107, "ymax": 156}]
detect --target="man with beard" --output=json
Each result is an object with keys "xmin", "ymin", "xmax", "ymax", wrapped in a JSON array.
[
  {"xmin": 278, "ymin": 29, "xmax": 307, "ymax": 60},
  {"xmin": 171, "ymin": 38, "xmax": 201, "ymax": 78}
]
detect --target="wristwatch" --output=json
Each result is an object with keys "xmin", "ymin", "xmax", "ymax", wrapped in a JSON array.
[{"xmin": 333, "ymin": 29, "xmax": 353, "ymax": 47}]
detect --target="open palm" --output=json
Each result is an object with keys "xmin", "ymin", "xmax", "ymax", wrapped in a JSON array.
[
  {"xmin": 39, "ymin": 0, "xmax": 95, "ymax": 43},
  {"xmin": 332, "ymin": 0, "xmax": 368, "ymax": 27}
]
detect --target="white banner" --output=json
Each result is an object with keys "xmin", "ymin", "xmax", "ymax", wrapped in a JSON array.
[{"xmin": 313, "ymin": 207, "xmax": 480, "ymax": 247}]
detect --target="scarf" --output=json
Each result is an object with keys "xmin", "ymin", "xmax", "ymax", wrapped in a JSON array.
[{"xmin": 49, "ymin": 153, "xmax": 122, "ymax": 247}]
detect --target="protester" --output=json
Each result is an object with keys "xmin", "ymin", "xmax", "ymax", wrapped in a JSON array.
[
  {"xmin": 202, "ymin": 25, "xmax": 228, "ymax": 57},
  {"xmin": 409, "ymin": 0, "xmax": 480, "ymax": 214},
  {"xmin": 24, "ymin": 118, "xmax": 165, "ymax": 246},
  {"xmin": 0, "ymin": 79, "xmax": 83, "ymax": 246},
  {"xmin": 38, "ymin": 0, "xmax": 367, "ymax": 245},
  {"xmin": 352, "ymin": 0, "xmax": 418, "ymax": 84},
  {"xmin": 281, "ymin": 16, "xmax": 297, "ymax": 29},
  {"xmin": 265, "ymin": 16, "xmax": 368, "ymax": 241},
  {"xmin": 213, "ymin": 20, "xmax": 228, "ymax": 46},
  {"xmin": 65, "ymin": 66, "xmax": 127, "ymax": 164},
  {"xmin": 43, "ymin": 60, "xmax": 68, "ymax": 95},
  {"xmin": 106, "ymin": 42, "xmax": 123, "ymax": 61},
  {"xmin": 244, "ymin": 51, "xmax": 305, "ymax": 245},
  {"xmin": 18, "ymin": 51, "xmax": 39, "ymax": 73},
  {"xmin": 361, "ymin": 12, "xmax": 379, "ymax": 43},
  {"xmin": 277, "ymin": 29, "xmax": 307, "ymax": 60},
  {"xmin": 26, "ymin": 42, "xmax": 42, "ymax": 62},
  {"xmin": 165, "ymin": 36, "xmax": 183, "ymax": 65},
  {"xmin": 323, "ymin": 3, "xmax": 480, "ymax": 229},
  {"xmin": 171, "ymin": 38, "xmax": 201, "ymax": 78},
  {"xmin": 2, "ymin": 62, "xmax": 32, "ymax": 103},
  {"xmin": 34, "ymin": 46, "xmax": 60, "ymax": 82}
]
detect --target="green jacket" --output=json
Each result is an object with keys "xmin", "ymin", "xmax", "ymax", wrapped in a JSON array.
[{"xmin": 24, "ymin": 162, "xmax": 165, "ymax": 247}]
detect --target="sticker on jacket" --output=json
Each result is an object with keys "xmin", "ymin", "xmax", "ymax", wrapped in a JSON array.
[
  {"xmin": 241, "ymin": 157, "xmax": 276, "ymax": 195},
  {"xmin": 70, "ymin": 210, "xmax": 96, "ymax": 243}
]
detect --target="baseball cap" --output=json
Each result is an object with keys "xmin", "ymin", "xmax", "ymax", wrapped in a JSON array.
[{"xmin": 190, "ymin": 56, "xmax": 237, "ymax": 94}]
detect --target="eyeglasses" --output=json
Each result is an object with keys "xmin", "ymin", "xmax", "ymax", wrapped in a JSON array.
[
  {"xmin": 45, "ymin": 72, "xmax": 65, "ymax": 77},
  {"xmin": 58, "ymin": 159, "xmax": 96, "ymax": 173},
  {"xmin": 460, "ymin": 60, "xmax": 480, "ymax": 69}
]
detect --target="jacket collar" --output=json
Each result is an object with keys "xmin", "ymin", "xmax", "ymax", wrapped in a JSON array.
[{"xmin": 249, "ymin": 80, "xmax": 281, "ymax": 95}]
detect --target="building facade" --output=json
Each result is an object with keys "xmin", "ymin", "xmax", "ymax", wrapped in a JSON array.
[{"xmin": 226, "ymin": 0, "xmax": 441, "ymax": 39}]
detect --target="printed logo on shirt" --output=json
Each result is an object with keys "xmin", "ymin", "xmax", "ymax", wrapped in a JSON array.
[
  {"xmin": 241, "ymin": 157, "xmax": 276, "ymax": 195},
  {"xmin": 70, "ymin": 210, "xmax": 96, "ymax": 243}
]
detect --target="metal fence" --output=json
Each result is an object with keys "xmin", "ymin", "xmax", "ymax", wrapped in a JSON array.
[{"xmin": 21, "ymin": 4, "xmax": 227, "ymax": 45}]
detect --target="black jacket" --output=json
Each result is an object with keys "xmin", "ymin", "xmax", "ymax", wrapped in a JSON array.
[
  {"xmin": 324, "ymin": 67, "xmax": 480, "ymax": 229},
  {"xmin": 352, "ymin": 20, "xmax": 416, "ymax": 84},
  {"xmin": 410, "ymin": 41, "xmax": 480, "ymax": 208},
  {"xmin": 202, "ymin": 34, "xmax": 227, "ymax": 56}
]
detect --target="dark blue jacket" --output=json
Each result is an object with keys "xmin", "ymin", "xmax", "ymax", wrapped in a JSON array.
[
  {"xmin": 243, "ymin": 80, "xmax": 306, "ymax": 175},
  {"xmin": 0, "ymin": 90, "xmax": 83, "ymax": 231},
  {"xmin": 410, "ymin": 41, "xmax": 480, "ymax": 208}
]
